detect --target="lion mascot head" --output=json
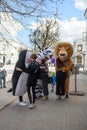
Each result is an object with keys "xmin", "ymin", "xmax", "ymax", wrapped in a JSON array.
[{"xmin": 55, "ymin": 42, "xmax": 73, "ymax": 62}]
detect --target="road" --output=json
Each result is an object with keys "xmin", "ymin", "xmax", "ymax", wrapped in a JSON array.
[{"xmin": 0, "ymin": 73, "xmax": 87, "ymax": 130}]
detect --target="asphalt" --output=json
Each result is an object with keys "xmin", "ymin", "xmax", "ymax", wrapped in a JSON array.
[{"xmin": 0, "ymin": 72, "xmax": 87, "ymax": 130}]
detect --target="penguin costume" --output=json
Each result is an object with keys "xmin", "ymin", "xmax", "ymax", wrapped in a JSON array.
[{"xmin": 12, "ymin": 50, "xmax": 31, "ymax": 106}]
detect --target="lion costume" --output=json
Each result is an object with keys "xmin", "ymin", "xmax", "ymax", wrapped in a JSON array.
[{"xmin": 55, "ymin": 42, "xmax": 73, "ymax": 99}]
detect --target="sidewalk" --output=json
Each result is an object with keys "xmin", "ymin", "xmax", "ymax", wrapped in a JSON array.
[
  {"xmin": 1, "ymin": 61, "xmax": 87, "ymax": 130},
  {"xmin": 0, "ymin": 81, "xmax": 17, "ymax": 111},
  {"xmin": 0, "ymin": 73, "xmax": 87, "ymax": 130},
  {"xmin": 0, "ymin": 72, "xmax": 87, "ymax": 111},
  {"xmin": 80, "ymin": 70, "xmax": 87, "ymax": 75}
]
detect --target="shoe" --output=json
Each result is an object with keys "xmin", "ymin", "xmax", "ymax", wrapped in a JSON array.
[
  {"xmin": 35, "ymin": 96, "xmax": 38, "ymax": 99},
  {"xmin": 39, "ymin": 94, "xmax": 43, "ymax": 98},
  {"xmin": 19, "ymin": 101, "xmax": 27, "ymax": 106},
  {"xmin": 3, "ymin": 86, "xmax": 6, "ymax": 88},
  {"xmin": 32, "ymin": 103, "xmax": 36, "ymax": 107},
  {"xmin": 56, "ymin": 95, "xmax": 61, "ymax": 100},
  {"xmin": 50, "ymin": 89, "xmax": 54, "ymax": 92},
  {"xmin": 43, "ymin": 96, "xmax": 48, "ymax": 100},
  {"xmin": 43, "ymin": 96, "xmax": 46, "ymax": 100},
  {"xmin": 7, "ymin": 88, "xmax": 12, "ymax": 92},
  {"xmin": 29, "ymin": 104, "xmax": 34, "ymax": 109},
  {"xmin": 61, "ymin": 96, "xmax": 65, "ymax": 100},
  {"xmin": 66, "ymin": 95, "xmax": 69, "ymax": 98},
  {"xmin": 46, "ymin": 96, "xmax": 48, "ymax": 99}
]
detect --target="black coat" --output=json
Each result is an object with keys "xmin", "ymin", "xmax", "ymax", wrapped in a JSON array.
[{"xmin": 12, "ymin": 50, "xmax": 30, "ymax": 96}]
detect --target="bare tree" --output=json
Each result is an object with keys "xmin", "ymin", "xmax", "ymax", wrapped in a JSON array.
[
  {"xmin": 0, "ymin": 0, "xmax": 64, "ymax": 23},
  {"xmin": 0, "ymin": 0, "xmax": 64, "ymax": 45},
  {"xmin": 0, "ymin": 0, "xmax": 44, "ymax": 15},
  {"xmin": 0, "ymin": 0, "xmax": 45, "ymax": 41},
  {"xmin": 29, "ymin": 18, "xmax": 60, "ymax": 51}
]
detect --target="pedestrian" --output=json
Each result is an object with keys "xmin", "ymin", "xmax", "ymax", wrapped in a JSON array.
[
  {"xmin": 27, "ymin": 54, "xmax": 40, "ymax": 109},
  {"xmin": 12, "ymin": 49, "xmax": 31, "ymax": 106},
  {"xmin": 0, "ymin": 69, "xmax": 6, "ymax": 88},
  {"xmin": 40, "ymin": 58, "xmax": 49, "ymax": 100}
]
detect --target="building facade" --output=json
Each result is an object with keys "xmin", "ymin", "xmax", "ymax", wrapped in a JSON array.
[
  {"xmin": 72, "ymin": 39, "xmax": 87, "ymax": 70},
  {"xmin": 0, "ymin": 40, "xmax": 32, "ymax": 64},
  {"xmin": 0, "ymin": 12, "xmax": 32, "ymax": 64}
]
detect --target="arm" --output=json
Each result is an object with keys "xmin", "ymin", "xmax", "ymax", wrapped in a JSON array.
[
  {"xmin": 15, "ymin": 65, "xmax": 33, "ymax": 73},
  {"xmin": 55, "ymin": 58, "xmax": 59, "ymax": 71},
  {"xmin": 62, "ymin": 59, "xmax": 73, "ymax": 72}
]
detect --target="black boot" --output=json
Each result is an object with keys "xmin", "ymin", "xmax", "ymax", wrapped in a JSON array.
[
  {"xmin": 66, "ymin": 95, "xmax": 69, "ymax": 98},
  {"xmin": 7, "ymin": 88, "xmax": 12, "ymax": 92}
]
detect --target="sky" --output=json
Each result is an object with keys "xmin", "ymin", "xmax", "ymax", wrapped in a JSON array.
[
  {"xmin": 16, "ymin": 0, "xmax": 87, "ymax": 46},
  {"xmin": 57, "ymin": 0, "xmax": 87, "ymax": 43},
  {"xmin": 59, "ymin": 0, "xmax": 85, "ymax": 20}
]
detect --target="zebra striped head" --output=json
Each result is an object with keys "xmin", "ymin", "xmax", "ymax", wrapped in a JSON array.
[{"xmin": 37, "ymin": 48, "xmax": 54, "ymax": 62}]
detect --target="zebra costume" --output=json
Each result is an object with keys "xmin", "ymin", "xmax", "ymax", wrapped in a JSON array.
[{"xmin": 35, "ymin": 48, "xmax": 54, "ymax": 98}]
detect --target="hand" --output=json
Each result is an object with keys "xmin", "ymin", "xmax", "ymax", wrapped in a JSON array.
[
  {"xmin": 16, "ymin": 67, "xmax": 22, "ymax": 71},
  {"xmin": 55, "ymin": 67, "xmax": 58, "ymax": 71},
  {"xmin": 62, "ymin": 67, "xmax": 67, "ymax": 72},
  {"xmin": 42, "ymin": 66, "xmax": 46, "ymax": 69}
]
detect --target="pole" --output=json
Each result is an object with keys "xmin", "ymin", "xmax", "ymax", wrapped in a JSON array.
[
  {"xmin": 34, "ymin": 41, "xmax": 36, "ymax": 53},
  {"xmin": 86, "ymin": 18, "xmax": 87, "ymax": 45},
  {"xmin": 84, "ymin": 8, "xmax": 87, "ymax": 70},
  {"xmin": 69, "ymin": 66, "xmax": 85, "ymax": 96},
  {"xmin": 75, "ymin": 67, "xmax": 77, "ymax": 93}
]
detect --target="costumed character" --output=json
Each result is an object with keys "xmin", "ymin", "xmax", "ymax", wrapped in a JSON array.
[
  {"xmin": 12, "ymin": 49, "xmax": 31, "ymax": 106},
  {"xmin": 35, "ymin": 48, "xmax": 54, "ymax": 100},
  {"xmin": 55, "ymin": 42, "xmax": 73, "ymax": 99}
]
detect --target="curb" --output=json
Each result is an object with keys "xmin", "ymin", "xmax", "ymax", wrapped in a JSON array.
[{"xmin": 0, "ymin": 98, "xmax": 17, "ymax": 111}]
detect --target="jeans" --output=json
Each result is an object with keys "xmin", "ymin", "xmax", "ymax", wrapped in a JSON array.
[{"xmin": 0, "ymin": 77, "xmax": 6, "ymax": 88}]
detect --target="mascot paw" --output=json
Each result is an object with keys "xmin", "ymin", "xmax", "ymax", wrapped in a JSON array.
[
  {"xmin": 62, "ymin": 67, "xmax": 68, "ymax": 72},
  {"xmin": 55, "ymin": 67, "xmax": 58, "ymax": 71}
]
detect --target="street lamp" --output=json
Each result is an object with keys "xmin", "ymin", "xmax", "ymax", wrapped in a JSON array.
[
  {"xmin": 29, "ymin": 33, "xmax": 36, "ymax": 53},
  {"xmin": 84, "ymin": 8, "xmax": 87, "ymax": 70},
  {"xmin": 84, "ymin": 8, "xmax": 87, "ymax": 45},
  {"xmin": 29, "ymin": 30, "xmax": 41, "ymax": 53}
]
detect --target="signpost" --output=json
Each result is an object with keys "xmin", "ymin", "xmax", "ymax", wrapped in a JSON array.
[{"xmin": 70, "ymin": 66, "xmax": 85, "ymax": 96}]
